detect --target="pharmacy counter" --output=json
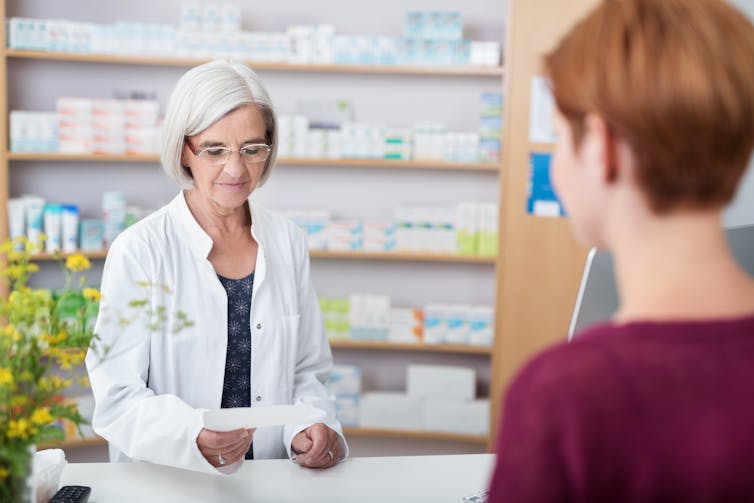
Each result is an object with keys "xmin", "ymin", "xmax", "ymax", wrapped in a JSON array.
[{"xmin": 60, "ymin": 454, "xmax": 495, "ymax": 503}]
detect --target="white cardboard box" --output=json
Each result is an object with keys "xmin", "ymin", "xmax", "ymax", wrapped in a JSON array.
[
  {"xmin": 422, "ymin": 399, "xmax": 490, "ymax": 435},
  {"xmin": 335, "ymin": 394, "xmax": 360, "ymax": 427},
  {"xmin": 327, "ymin": 364, "xmax": 362, "ymax": 395},
  {"xmin": 359, "ymin": 392, "xmax": 422, "ymax": 429},
  {"xmin": 407, "ymin": 364, "xmax": 475, "ymax": 401}
]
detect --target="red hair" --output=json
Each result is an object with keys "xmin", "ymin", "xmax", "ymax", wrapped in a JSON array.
[{"xmin": 546, "ymin": 0, "xmax": 754, "ymax": 213}]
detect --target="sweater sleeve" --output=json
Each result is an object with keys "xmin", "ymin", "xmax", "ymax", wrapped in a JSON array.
[{"xmin": 488, "ymin": 352, "xmax": 571, "ymax": 503}]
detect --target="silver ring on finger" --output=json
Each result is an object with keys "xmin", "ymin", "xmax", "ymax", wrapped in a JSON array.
[
  {"xmin": 218, "ymin": 452, "xmax": 226, "ymax": 465},
  {"xmin": 327, "ymin": 450, "xmax": 334, "ymax": 461}
]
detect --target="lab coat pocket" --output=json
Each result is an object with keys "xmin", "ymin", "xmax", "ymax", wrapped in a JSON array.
[{"xmin": 281, "ymin": 314, "xmax": 301, "ymax": 399}]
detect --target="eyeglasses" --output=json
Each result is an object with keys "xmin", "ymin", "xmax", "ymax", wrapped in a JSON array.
[{"xmin": 184, "ymin": 139, "xmax": 272, "ymax": 166}]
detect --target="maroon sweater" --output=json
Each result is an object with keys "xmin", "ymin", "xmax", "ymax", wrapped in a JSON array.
[{"xmin": 489, "ymin": 315, "xmax": 754, "ymax": 502}]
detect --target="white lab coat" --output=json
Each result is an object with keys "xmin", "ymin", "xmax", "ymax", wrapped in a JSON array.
[{"xmin": 85, "ymin": 192, "xmax": 347, "ymax": 474}]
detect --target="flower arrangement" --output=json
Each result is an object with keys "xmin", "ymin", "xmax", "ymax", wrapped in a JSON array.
[
  {"xmin": 0, "ymin": 237, "xmax": 106, "ymax": 502},
  {"xmin": 0, "ymin": 234, "xmax": 193, "ymax": 502}
]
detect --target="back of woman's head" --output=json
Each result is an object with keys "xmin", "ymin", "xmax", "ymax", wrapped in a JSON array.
[
  {"xmin": 161, "ymin": 60, "xmax": 278, "ymax": 189},
  {"xmin": 546, "ymin": 0, "xmax": 754, "ymax": 213}
]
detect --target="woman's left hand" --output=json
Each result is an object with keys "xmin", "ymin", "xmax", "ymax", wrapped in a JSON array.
[{"xmin": 291, "ymin": 423, "xmax": 341, "ymax": 469}]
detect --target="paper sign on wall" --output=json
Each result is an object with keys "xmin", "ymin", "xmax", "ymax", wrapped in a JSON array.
[
  {"xmin": 529, "ymin": 76, "xmax": 557, "ymax": 144},
  {"xmin": 527, "ymin": 152, "xmax": 565, "ymax": 218}
]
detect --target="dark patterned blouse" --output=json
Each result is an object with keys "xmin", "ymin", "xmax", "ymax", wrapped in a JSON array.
[{"xmin": 217, "ymin": 271, "xmax": 254, "ymax": 459}]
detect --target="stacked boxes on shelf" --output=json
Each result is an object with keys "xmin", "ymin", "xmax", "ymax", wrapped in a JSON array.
[
  {"xmin": 277, "ymin": 113, "xmax": 491, "ymax": 163},
  {"xmin": 479, "ymin": 93, "xmax": 503, "ymax": 163},
  {"xmin": 423, "ymin": 304, "xmax": 494, "ymax": 347},
  {"xmin": 326, "ymin": 365, "xmax": 361, "ymax": 427},
  {"xmin": 286, "ymin": 202, "xmax": 498, "ymax": 257},
  {"xmin": 8, "ymin": 111, "xmax": 58, "ymax": 153},
  {"xmin": 6, "ymin": 9, "xmax": 501, "ymax": 68},
  {"xmin": 10, "ymin": 98, "xmax": 161, "ymax": 155},
  {"xmin": 6, "ymin": 192, "xmax": 144, "ymax": 253},
  {"xmin": 359, "ymin": 364, "xmax": 489, "ymax": 435},
  {"xmin": 319, "ymin": 295, "xmax": 492, "ymax": 347}
]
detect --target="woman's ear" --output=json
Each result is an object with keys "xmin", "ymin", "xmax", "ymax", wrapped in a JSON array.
[{"xmin": 583, "ymin": 113, "xmax": 619, "ymax": 183}]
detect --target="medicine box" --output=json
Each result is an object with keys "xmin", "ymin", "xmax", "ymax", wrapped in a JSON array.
[
  {"xmin": 359, "ymin": 392, "xmax": 422, "ymax": 430},
  {"xmin": 407, "ymin": 364, "xmax": 475, "ymax": 401},
  {"xmin": 422, "ymin": 399, "xmax": 490, "ymax": 435},
  {"xmin": 327, "ymin": 364, "xmax": 362, "ymax": 395},
  {"xmin": 335, "ymin": 394, "xmax": 360, "ymax": 427}
]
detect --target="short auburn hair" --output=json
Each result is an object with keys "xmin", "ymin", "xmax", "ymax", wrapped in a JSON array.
[{"xmin": 545, "ymin": 0, "xmax": 754, "ymax": 213}]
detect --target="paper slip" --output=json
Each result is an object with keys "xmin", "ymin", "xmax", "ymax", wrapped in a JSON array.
[{"xmin": 202, "ymin": 404, "xmax": 326, "ymax": 431}]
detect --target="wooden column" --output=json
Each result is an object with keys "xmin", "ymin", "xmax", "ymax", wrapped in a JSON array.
[{"xmin": 490, "ymin": 0, "xmax": 598, "ymax": 446}]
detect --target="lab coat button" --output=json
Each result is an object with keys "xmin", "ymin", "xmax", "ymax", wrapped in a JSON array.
[
  {"xmin": 256, "ymin": 323, "xmax": 262, "ymax": 330},
  {"xmin": 256, "ymin": 395, "xmax": 262, "ymax": 402}
]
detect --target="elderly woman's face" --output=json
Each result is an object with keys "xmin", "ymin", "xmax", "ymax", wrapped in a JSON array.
[{"xmin": 183, "ymin": 105, "xmax": 267, "ymax": 214}]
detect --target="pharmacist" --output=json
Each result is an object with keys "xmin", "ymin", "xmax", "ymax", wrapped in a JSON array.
[{"xmin": 85, "ymin": 61, "xmax": 347, "ymax": 474}]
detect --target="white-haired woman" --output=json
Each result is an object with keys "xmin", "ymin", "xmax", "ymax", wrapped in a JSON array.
[{"xmin": 86, "ymin": 61, "xmax": 347, "ymax": 474}]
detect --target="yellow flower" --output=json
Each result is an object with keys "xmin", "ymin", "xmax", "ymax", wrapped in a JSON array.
[
  {"xmin": 0, "ymin": 367, "xmax": 13, "ymax": 387},
  {"xmin": 7, "ymin": 419, "xmax": 31, "ymax": 439},
  {"xmin": 30, "ymin": 407, "xmax": 54, "ymax": 426},
  {"xmin": 0, "ymin": 466, "xmax": 8, "ymax": 481},
  {"xmin": 65, "ymin": 254, "xmax": 91, "ymax": 272},
  {"xmin": 10, "ymin": 396, "xmax": 28, "ymax": 408},
  {"xmin": 7, "ymin": 250, "xmax": 24, "ymax": 262},
  {"xmin": 1, "ymin": 325, "xmax": 19, "ymax": 342},
  {"xmin": 82, "ymin": 288, "xmax": 102, "ymax": 302}
]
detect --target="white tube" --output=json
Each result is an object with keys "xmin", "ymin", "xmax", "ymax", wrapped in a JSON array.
[
  {"xmin": 62, "ymin": 205, "xmax": 80, "ymax": 253},
  {"xmin": 8, "ymin": 198, "xmax": 27, "ymax": 249},
  {"xmin": 44, "ymin": 204, "xmax": 63, "ymax": 253},
  {"xmin": 24, "ymin": 196, "xmax": 46, "ymax": 250}
]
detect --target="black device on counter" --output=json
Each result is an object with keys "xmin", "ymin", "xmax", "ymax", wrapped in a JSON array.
[{"xmin": 48, "ymin": 485, "xmax": 91, "ymax": 503}]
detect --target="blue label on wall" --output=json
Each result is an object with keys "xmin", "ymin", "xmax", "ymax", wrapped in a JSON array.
[{"xmin": 527, "ymin": 152, "xmax": 566, "ymax": 217}]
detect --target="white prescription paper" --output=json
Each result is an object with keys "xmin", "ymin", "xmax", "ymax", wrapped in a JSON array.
[
  {"xmin": 202, "ymin": 404, "xmax": 326, "ymax": 431},
  {"xmin": 528, "ymin": 76, "xmax": 558, "ymax": 144}
]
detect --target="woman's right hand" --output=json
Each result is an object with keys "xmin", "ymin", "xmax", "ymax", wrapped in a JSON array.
[{"xmin": 197, "ymin": 428, "xmax": 254, "ymax": 468}]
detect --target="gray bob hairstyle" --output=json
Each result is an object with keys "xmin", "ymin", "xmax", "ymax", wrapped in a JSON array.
[{"xmin": 160, "ymin": 60, "xmax": 278, "ymax": 188}]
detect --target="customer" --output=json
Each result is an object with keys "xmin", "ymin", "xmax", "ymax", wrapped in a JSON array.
[
  {"xmin": 489, "ymin": 0, "xmax": 754, "ymax": 501},
  {"xmin": 86, "ymin": 61, "xmax": 347, "ymax": 474}
]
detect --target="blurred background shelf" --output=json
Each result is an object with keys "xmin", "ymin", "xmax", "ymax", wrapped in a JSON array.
[
  {"xmin": 6, "ymin": 152, "xmax": 499, "ymax": 172},
  {"xmin": 330, "ymin": 339, "xmax": 492, "ymax": 355},
  {"xmin": 3, "ymin": 48, "xmax": 505, "ymax": 77}
]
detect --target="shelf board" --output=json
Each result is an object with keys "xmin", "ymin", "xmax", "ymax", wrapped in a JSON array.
[
  {"xmin": 7, "ymin": 152, "xmax": 159, "ymax": 163},
  {"xmin": 6, "ymin": 152, "xmax": 500, "ymax": 172},
  {"xmin": 280, "ymin": 158, "xmax": 499, "ymax": 172},
  {"xmin": 310, "ymin": 250, "xmax": 496, "ymax": 264},
  {"xmin": 30, "ymin": 250, "xmax": 495, "ymax": 264},
  {"xmin": 343, "ymin": 427, "xmax": 488, "ymax": 444},
  {"xmin": 330, "ymin": 339, "xmax": 492, "ymax": 355},
  {"xmin": 31, "ymin": 251, "xmax": 108, "ymax": 261},
  {"xmin": 4, "ymin": 49, "xmax": 505, "ymax": 77},
  {"xmin": 38, "ymin": 435, "xmax": 107, "ymax": 450}
]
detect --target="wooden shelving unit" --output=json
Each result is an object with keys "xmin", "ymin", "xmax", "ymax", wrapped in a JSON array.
[
  {"xmin": 330, "ymin": 339, "xmax": 492, "ymax": 355},
  {"xmin": 4, "ymin": 48, "xmax": 504, "ymax": 77},
  {"xmin": 6, "ymin": 152, "xmax": 499, "ymax": 172},
  {"xmin": 38, "ymin": 435, "xmax": 107, "ymax": 450},
  {"xmin": 0, "ymin": 2, "xmax": 512, "ymax": 454},
  {"xmin": 30, "ymin": 249, "xmax": 496, "ymax": 264}
]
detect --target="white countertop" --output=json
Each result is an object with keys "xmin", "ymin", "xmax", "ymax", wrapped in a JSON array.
[{"xmin": 60, "ymin": 454, "xmax": 495, "ymax": 503}]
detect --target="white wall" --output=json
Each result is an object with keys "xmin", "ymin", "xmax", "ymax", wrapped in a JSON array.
[{"xmin": 724, "ymin": 0, "xmax": 754, "ymax": 227}]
